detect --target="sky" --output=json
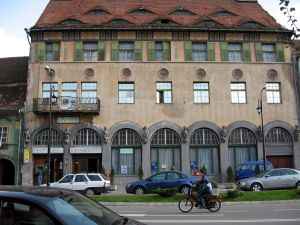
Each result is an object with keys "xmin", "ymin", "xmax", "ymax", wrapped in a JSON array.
[{"xmin": 0, "ymin": 0, "xmax": 300, "ymax": 58}]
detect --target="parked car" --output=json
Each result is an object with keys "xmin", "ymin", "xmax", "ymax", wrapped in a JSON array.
[
  {"xmin": 126, "ymin": 171, "xmax": 198, "ymax": 195},
  {"xmin": 237, "ymin": 168, "xmax": 300, "ymax": 191},
  {"xmin": 46, "ymin": 173, "xmax": 111, "ymax": 196},
  {"xmin": 235, "ymin": 160, "xmax": 273, "ymax": 180},
  {"xmin": 0, "ymin": 186, "xmax": 145, "ymax": 225}
]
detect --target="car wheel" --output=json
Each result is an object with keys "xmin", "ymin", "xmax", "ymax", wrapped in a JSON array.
[
  {"xmin": 250, "ymin": 183, "xmax": 263, "ymax": 192},
  {"xmin": 180, "ymin": 185, "xmax": 191, "ymax": 195},
  {"xmin": 85, "ymin": 188, "xmax": 95, "ymax": 196},
  {"xmin": 135, "ymin": 187, "xmax": 145, "ymax": 195}
]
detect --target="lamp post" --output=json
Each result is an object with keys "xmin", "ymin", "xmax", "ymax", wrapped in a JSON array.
[
  {"xmin": 256, "ymin": 87, "xmax": 266, "ymax": 172},
  {"xmin": 45, "ymin": 66, "xmax": 55, "ymax": 186}
]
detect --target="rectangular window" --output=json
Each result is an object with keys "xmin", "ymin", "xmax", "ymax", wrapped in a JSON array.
[
  {"xmin": 0, "ymin": 127, "xmax": 8, "ymax": 145},
  {"xmin": 156, "ymin": 82, "xmax": 172, "ymax": 104},
  {"xmin": 119, "ymin": 42, "xmax": 135, "ymax": 61},
  {"xmin": 155, "ymin": 42, "xmax": 164, "ymax": 61},
  {"xmin": 262, "ymin": 44, "xmax": 276, "ymax": 62},
  {"xmin": 192, "ymin": 43, "xmax": 208, "ymax": 61},
  {"xmin": 194, "ymin": 82, "xmax": 209, "ymax": 103},
  {"xmin": 266, "ymin": 83, "xmax": 281, "ymax": 104},
  {"xmin": 118, "ymin": 82, "xmax": 135, "ymax": 104},
  {"xmin": 42, "ymin": 82, "xmax": 58, "ymax": 98},
  {"xmin": 228, "ymin": 43, "xmax": 242, "ymax": 62},
  {"xmin": 81, "ymin": 82, "xmax": 97, "ymax": 103},
  {"xmin": 62, "ymin": 82, "xmax": 77, "ymax": 98},
  {"xmin": 83, "ymin": 42, "xmax": 98, "ymax": 61},
  {"xmin": 45, "ymin": 42, "xmax": 60, "ymax": 61},
  {"xmin": 231, "ymin": 82, "xmax": 247, "ymax": 104}
]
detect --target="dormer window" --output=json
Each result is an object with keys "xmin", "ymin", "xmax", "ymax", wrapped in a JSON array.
[
  {"xmin": 195, "ymin": 19, "xmax": 220, "ymax": 28},
  {"xmin": 240, "ymin": 21, "xmax": 265, "ymax": 29},
  {"xmin": 87, "ymin": 9, "xmax": 110, "ymax": 16},
  {"xmin": 129, "ymin": 7, "xmax": 154, "ymax": 15},
  {"xmin": 151, "ymin": 19, "xmax": 178, "ymax": 26},
  {"xmin": 169, "ymin": 7, "xmax": 196, "ymax": 16},
  {"xmin": 109, "ymin": 19, "xmax": 132, "ymax": 26},
  {"xmin": 59, "ymin": 19, "xmax": 82, "ymax": 25},
  {"xmin": 211, "ymin": 10, "xmax": 236, "ymax": 17}
]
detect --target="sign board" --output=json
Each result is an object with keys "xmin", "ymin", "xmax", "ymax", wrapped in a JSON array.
[
  {"xmin": 32, "ymin": 147, "xmax": 64, "ymax": 154},
  {"xmin": 70, "ymin": 146, "xmax": 102, "ymax": 154},
  {"xmin": 57, "ymin": 117, "xmax": 79, "ymax": 124},
  {"xmin": 121, "ymin": 165, "xmax": 128, "ymax": 175},
  {"xmin": 120, "ymin": 148, "xmax": 133, "ymax": 154},
  {"xmin": 23, "ymin": 148, "xmax": 31, "ymax": 163}
]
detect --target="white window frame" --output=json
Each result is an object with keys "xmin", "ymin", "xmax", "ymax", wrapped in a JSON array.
[
  {"xmin": 266, "ymin": 82, "xmax": 281, "ymax": 104},
  {"xmin": 156, "ymin": 82, "xmax": 172, "ymax": 104},
  {"xmin": 0, "ymin": 127, "xmax": 8, "ymax": 146},
  {"xmin": 193, "ymin": 82, "xmax": 210, "ymax": 104},
  {"xmin": 118, "ymin": 82, "xmax": 135, "ymax": 104},
  {"xmin": 230, "ymin": 82, "xmax": 247, "ymax": 104}
]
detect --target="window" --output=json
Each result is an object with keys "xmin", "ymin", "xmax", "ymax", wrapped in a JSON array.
[
  {"xmin": 42, "ymin": 83, "xmax": 58, "ymax": 98},
  {"xmin": 119, "ymin": 41, "xmax": 134, "ymax": 61},
  {"xmin": 75, "ymin": 175, "xmax": 88, "ymax": 182},
  {"xmin": 192, "ymin": 43, "xmax": 207, "ymax": 61},
  {"xmin": 167, "ymin": 172, "xmax": 180, "ymax": 180},
  {"xmin": 0, "ymin": 127, "xmax": 8, "ymax": 145},
  {"xmin": 83, "ymin": 42, "xmax": 98, "ymax": 61},
  {"xmin": 230, "ymin": 82, "xmax": 246, "ymax": 104},
  {"xmin": 156, "ymin": 82, "xmax": 172, "ymax": 104},
  {"xmin": 155, "ymin": 42, "xmax": 164, "ymax": 61},
  {"xmin": 267, "ymin": 170, "xmax": 283, "ymax": 177},
  {"xmin": 62, "ymin": 82, "xmax": 77, "ymax": 98},
  {"xmin": 34, "ymin": 129, "xmax": 63, "ymax": 147},
  {"xmin": 228, "ymin": 43, "xmax": 242, "ymax": 62},
  {"xmin": 151, "ymin": 173, "xmax": 166, "ymax": 181},
  {"xmin": 194, "ymin": 82, "xmax": 209, "ymax": 103},
  {"xmin": 73, "ymin": 128, "xmax": 101, "ymax": 146},
  {"xmin": 81, "ymin": 82, "xmax": 97, "ymax": 103},
  {"xmin": 118, "ymin": 82, "xmax": 134, "ymax": 104},
  {"xmin": 266, "ymin": 83, "xmax": 281, "ymax": 104},
  {"xmin": 87, "ymin": 175, "xmax": 102, "ymax": 181},
  {"xmin": 45, "ymin": 42, "xmax": 60, "ymax": 61},
  {"xmin": 262, "ymin": 44, "xmax": 276, "ymax": 62},
  {"xmin": 59, "ymin": 175, "xmax": 74, "ymax": 183}
]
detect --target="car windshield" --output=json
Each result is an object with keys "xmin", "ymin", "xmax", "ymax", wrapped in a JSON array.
[
  {"xmin": 237, "ymin": 164, "xmax": 249, "ymax": 170},
  {"xmin": 46, "ymin": 192, "xmax": 122, "ymax": 225}
]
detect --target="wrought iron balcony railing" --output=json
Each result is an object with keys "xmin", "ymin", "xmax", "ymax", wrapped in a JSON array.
[{"xmin": 33, "ymin": 97, "xmax": 100, "ymax": 114}]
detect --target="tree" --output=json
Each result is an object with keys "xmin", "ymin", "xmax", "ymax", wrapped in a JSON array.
[{"xmin": 279, "ymin": 0, "xmax": 300, "ymax": 38}]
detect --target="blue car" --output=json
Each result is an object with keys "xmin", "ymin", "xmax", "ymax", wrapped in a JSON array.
[
  {"xmin": 236, "ymin": 160, "xmax": 273, "ymax": 180},
  {"xmin": 126, "ymin": 171, "xmax": 198, "ymax": 195}
]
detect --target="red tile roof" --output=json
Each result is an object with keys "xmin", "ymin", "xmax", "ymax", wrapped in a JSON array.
[{"xmin": 33, "ymin": 0, "xmax": 285, "ymax": 31}]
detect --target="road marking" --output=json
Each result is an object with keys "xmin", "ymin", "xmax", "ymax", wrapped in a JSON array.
[
  {"xmin": 139, "ymin": 218, "xmax": 300, "ymax": 224},
  {"xmin": 223, "ymin": 210, "xmax": 248, "ymax": 213},
  {"xmin": 274, "ymin": 209, "xmax": 300, "ymax": 212}
]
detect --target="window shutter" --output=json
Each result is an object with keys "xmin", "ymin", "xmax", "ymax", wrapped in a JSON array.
[
  {"xmin": 147, "ymin": 41, "xmax": 155, "ymax": 61},
  {"xmin": 134, "ymin": 41, "xmax": 143, "ymax": 61},
  {"xmin": 111, "ymin": 41, "xmax": 119, "ymax": 61},
  {"xmin": 53, "ymin": 42, "xmax": 60, "ymax": 61},
  {"xmin": 207, "ymin": 42, "xmax": 215, "ymax": 61},
  {"xmin": 243, "ymin": 42, "xmax": 251, "ymax": 63},
  {"xmin": 184, "ymin": 41, "xmax": 192, "ymax": 61},
  {"xmin": 36, "ymin": 42, "xmax": 45, "ymax": 62},
  {"xmin": 74, "ymin": 41, "xmax": 83, "ymax": 61},
  {"xmin": 255, "ymin": 43, "xmax": 263, "ymax": 62},
  {"xmin": 98, "ymin": 41, "xmax": 105, "ymax": 61},
  {"xmin": 163, "ymin": 41, "xmax": 171, "ymax": 61},
  {"xmin": 276, "ymin": 43, "xmax": 285, "ymax": 62},
  {"xmin": 220, "ymin": 42, "xmax": 228, "ymax": 61}
]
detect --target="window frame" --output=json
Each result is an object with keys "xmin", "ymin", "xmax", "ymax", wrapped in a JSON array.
[
  {"xmin": 42, "ymin": 82, "xmax": 59, "ymax": 99},
  {"xmin": 228, "ymin": 42, "xmax": 243, "ymax": 62},
  {"xmin": 193, "ymin": 82, "xmax": 210, "ymax": 104},
  {"xmin": 61, "ymin": 82, "xmax": 78, "ymax": 98},
  {"xmin": 265, "ymin": 82, "xmax": 281, "ymax": 104},
  {"xmin": 230, "ymin": 82, "xmax": 247, "ymax": 104},
  {"xmin": 0, "ymin": 127, "xmax": 8, "ymax": 145},
  {"xmin": 262, "ymin": 43, "xmax": 276, "ymax": 62},
  {"xmin": 81, "ymin": 82, "xmax": 97, "ymax": 104},
  {"xmin": 155, "ymin": 41, "xmax": 164, "ymax": 61},
  {"xmin": 191, "ymin": 42, "xmax": 208, "ymax": 61},
  {"xmin": 118, "ymin": 82, "xmax": 135, "ymax": 104},
  {"xmin": 45, "ymin": 42, "xmax": 60, "ymax": 61},
  {"xmin": 156, "ymin": 81, "xmax": 173, "ymax": 104},
  {"xmin": 83, "ymin": 41, "xmax": 98, "ymax": 62},
  {"xmin": 118, "ymin": 41, "xmax": 135, "ymax": 61}
]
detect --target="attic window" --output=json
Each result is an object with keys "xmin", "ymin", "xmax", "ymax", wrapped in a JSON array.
[
  {"xmin": 109, "ymin": 19, "xmax": 132, "ymax": 26},
  {"xmin": 169, "ymin": 7, "xmax": 196, "ymax": 16},
  {"xmin": 151, "ymin": 19, "xmax": 178, "ymax": 26},
  {"xmin": 195, "ymin": 20, "xmax": 220, "ymax": 28},
  {"xmin": 240, "ymin": 21, "xmax": 265, "ymax": 29},
  {"xmin": 212, "ymin": 10, "xmax": 236, "ymax": 17},
  {"xmin": 129, "ymin": 7, "xmax": 154, "ymax": 15},
  {"xmin": 60, "ymin": 19, "xmax": 82, "ymax": 25},
  {"xmin": 87, "ymin": 9, "xmax": 109, "ymax": 16}
]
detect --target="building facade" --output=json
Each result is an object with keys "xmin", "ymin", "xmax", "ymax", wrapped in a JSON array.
[
  {"xmin": 0, "ymin": 57, "xmax": 27, "ymax": 185},
  {"xmin": 23, "ymin": 0, "xmax": 300, "ymax": 187}
]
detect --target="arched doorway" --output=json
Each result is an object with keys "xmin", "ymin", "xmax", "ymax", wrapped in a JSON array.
[
  {"xmin": 0, "ymin": 159, "xmax": 15, "ymax": 185},
  {"xmin": 111, "ymin": 128, "xmax": 142, "ymax": 176},
  {"xmin": 228, "ymin": 127, "xmax": 257, "ymax": 170},
  {"xmin": 190, "ymin": 128, "xmax": 220, "ymax": 176},
  {"xmin": 150, "ymin": 128, "xmax": 181, "ymax": 174},
  {"xmin": 266, "ymin": 127, "xmax": 294, "ymax": 168}
]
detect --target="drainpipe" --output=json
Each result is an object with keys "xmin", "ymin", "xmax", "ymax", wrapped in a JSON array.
[{"xmin": 17, "ymin": 108, "xmax": 25, "ymax": 185}]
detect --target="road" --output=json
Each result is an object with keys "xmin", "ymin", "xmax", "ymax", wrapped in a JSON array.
[{"xmin": 108, "ymin": 201, "xmax": 300, "ymax": 225}]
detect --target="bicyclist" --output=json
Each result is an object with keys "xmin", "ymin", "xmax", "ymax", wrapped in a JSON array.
[{"xmin": 195, "ymin": 169, "xmax": 212, "ymax": 208}]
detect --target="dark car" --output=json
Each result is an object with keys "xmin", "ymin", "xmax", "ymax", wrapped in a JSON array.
[
  {"xmin": 0, "ymin": 186, "xmax": 145, "ymax": 225},
  {"xmin": 126, "ymin": 171, "xmax": 198, "ymax": 195}
]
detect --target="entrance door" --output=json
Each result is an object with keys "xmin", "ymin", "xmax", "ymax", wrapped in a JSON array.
[
  {"xmin": 267, "ymin": 156, "xmax": 294, "ymax": 168},
  {"xmin": 0, "ymin": 159, "xmax": 15, "ymax": 185}
]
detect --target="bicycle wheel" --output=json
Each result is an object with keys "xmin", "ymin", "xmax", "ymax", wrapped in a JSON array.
[
  {"xmin": 178, "ymin": 198, "xmax": 194, "ymax": 213},
  {"xmin": 207, "ymin": 199, "xmax": 221, "ymax": 213}
]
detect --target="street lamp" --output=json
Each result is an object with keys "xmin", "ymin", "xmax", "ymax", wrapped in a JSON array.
[
  {"xmin": 45, "ymin": 66, "xmax": 55, "ymax": 186},
  {"xmin": 256, "ymin": 87, "xmax": 266, "ymax": 172}
]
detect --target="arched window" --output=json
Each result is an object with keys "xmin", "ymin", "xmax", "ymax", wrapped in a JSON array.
[
  {"xmin": 229, "ymin": 128, "xmax": 257, "ymax": 145},
  {"xmin": 129, "ymin": 8, "xmax": 154, "ymax": 15},
  {"xmin": 34, "ymin": 128, "xmax": 63, "ymax": 146},
  {"xmin": 73, "ymin": 128, "xmax": 101, "ymax": 146},
  {"xmin": 151, "ymin": 128, "xmax": 181, "ymax": 173},
  {"xmin": 169, "ymin": 7, "xmax": 196, "ymax": 16},
  {"xmin": 59, "ymin": 19, "xmax": 83, "ymax": 25},
  {"xmin": 266, "ymin": 127, "xmax": 293, "ymax": 144},
  {"xmin": 191, "ymin": 128, "xmax": 219, "ymax": 146},
  {"xmin": 111, "ymin": 129, "xmax": 142, "ymax": 176}
]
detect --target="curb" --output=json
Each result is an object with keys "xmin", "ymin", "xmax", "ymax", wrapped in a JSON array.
[{"xmin": 101, "ymin": 199, "xmax": 300, "ymax": 207}]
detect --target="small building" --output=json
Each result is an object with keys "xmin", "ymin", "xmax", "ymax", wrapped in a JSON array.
[{"xmin": 0, "ymin": 57, "xmax": 27, "ymax": 185}]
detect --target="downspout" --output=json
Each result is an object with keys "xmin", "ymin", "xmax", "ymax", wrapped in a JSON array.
[{"xmin": 17, "ymin": 108, "xmax": 25, "ymax": 185}]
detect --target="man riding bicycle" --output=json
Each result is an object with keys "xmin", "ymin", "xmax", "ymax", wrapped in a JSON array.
[{"xmin": 195, "ymin": 169, "xmax": 212, "ymax": 208}]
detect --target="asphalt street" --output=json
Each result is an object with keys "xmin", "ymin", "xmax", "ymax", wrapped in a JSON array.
[{"xmin": 108, "ymin": 201, "xmax": 300, "ymax": 225}]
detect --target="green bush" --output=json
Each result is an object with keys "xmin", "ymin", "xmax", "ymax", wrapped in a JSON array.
[
  {"xmin": 153, "ymin": 188, "xmax": 177, "ymax": 197},
  {"xmin": 201, "ymin": 165, "xmax": 207, "ymax": 174},
  {"xmin": 227, "ymin": 190, "xmax": 240, "ymax": 199},
  {"xmin": 226, "ymin": 166, "xmax": 235, "ymax": 183}
]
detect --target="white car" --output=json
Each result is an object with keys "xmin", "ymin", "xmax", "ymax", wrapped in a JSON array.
[{"xmin": 49, "ymin": 173, "xmax": 111, "ymax": 196}]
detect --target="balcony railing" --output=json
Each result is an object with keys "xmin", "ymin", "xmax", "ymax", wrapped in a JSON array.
[{"xmin": 33, "ymin": 97, "xmax": 100, "ymax": 114}]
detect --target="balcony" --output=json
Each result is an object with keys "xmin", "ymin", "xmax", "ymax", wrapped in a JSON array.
[{"xmin": 33, "ymin": 97, "xmax": 100, "ymax": 115}]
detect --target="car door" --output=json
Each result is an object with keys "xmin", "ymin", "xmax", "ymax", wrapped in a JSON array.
[
  {"xmin": 72, "ymin": 175, "xmax": 89, "ymax": 191},
  {"xmin": 281, "ymin": 169, "xmax": 298, "ymax": 188},
  {"xmin": 261, "ymin": 169, "xmax": 283, "ymax": 189},
  {"xmin": 165, "ymin": 172, "xmax": 181, "ymax": 189},
  {"xmin": 87, "ymin": 174, "xmax": 105, "ymax": 188},
  {"xmin": 145, "ymin": 173, "xmax": 167, "ymax": 190},
  {"xmin": 53, "ymin": 174, "xmax": 74, "ymax": 189}
]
